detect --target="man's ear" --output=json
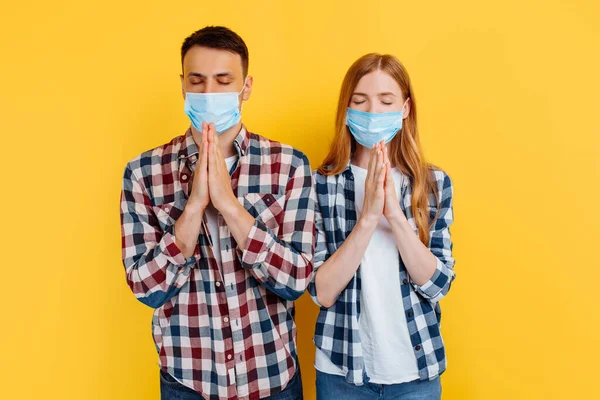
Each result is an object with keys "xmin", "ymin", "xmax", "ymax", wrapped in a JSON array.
[
  {"xmin": 180, "ymin": 73, "xmax": 186, "ymax": 100},
  {"xmin": 241, "ymin": 76, "xmax": 253, "ymax": 101}
]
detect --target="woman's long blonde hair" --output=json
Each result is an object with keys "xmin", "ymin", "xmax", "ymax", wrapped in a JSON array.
[{"xmin": 318, "ymin": 53, "xmax": 439, "ymax": 245}]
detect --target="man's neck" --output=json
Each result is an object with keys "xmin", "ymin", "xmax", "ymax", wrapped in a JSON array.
[{"xmin": 191, "ymin": 121, "xmax": 242, "ymax": 159}]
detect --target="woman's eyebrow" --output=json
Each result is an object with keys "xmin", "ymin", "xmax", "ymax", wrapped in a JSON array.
[{"xmin": 378, "ymin": 92, "xmax": 396, "ymax": 96}]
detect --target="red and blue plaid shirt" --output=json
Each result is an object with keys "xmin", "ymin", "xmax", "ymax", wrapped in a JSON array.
[{"xmin": 120, "ymin": 126, "xmax": 316, "ymax": 400}]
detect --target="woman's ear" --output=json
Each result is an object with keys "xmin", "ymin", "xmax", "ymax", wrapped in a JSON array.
[{"xmin": 403, "ymin": 98, "xmax": 411, "ymax": 119}]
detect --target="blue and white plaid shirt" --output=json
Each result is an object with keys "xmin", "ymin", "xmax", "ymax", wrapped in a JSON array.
[{"xmin": 308, "ymin": 162, "xmax": 456, "ymax": 384}]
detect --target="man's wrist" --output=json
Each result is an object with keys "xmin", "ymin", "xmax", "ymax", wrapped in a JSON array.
[
  {"xmin": 219, "ymin": 197, "xmax": 243, "ymax": 220},
  {"xmin": 185, "ymin": 198, "xmax": 206, "ymax": 216}
]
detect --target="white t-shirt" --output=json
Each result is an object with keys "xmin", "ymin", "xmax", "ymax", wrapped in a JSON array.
[
  {"xmin": 204, "ymin": 155, "xmax": 238, "ymax": 268},
  {"xmin": 314, "ymin": 163, "xmax": 419, "ymax": 384}
]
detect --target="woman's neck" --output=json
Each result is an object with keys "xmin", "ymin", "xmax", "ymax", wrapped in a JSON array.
[{"xmin": 351, "ymin": 142, "xmax": 393, "ymax": 169}]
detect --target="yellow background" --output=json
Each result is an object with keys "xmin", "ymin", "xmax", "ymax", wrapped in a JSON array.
[{"xmin": 1, "ymin": 0, "xmax": 599, "ymax": 398}]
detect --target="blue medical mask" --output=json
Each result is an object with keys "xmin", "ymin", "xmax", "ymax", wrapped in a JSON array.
[
  {"xmin": 346, "ymin": 99, "xmax": 408, "ymax": 148},
  {"xmin": 184, "ymin": 80, "xmax": 247, "ymax": 134}
]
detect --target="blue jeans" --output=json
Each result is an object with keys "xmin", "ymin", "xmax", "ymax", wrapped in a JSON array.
[
  {"xmin": 160, "ymin": 366, "xmax": 303, "ymax": 400},
  {"xmin": 316, "ymin": 370, "xmax": 441, "ymax": 400}
]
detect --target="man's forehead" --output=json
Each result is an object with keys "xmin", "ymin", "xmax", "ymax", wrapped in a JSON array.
[{"xmin": 183, "ymin": 46, "xmax": 243, "ymax": 75}]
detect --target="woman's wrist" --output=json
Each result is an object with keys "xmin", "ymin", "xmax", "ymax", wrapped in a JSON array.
[
  {"xmin": 388, "ymin": 213, "xmax": 413, "ymax": 236},
  {"xmin": 357, "ymin": 213, "xmax": 379, "ymax": 233}
]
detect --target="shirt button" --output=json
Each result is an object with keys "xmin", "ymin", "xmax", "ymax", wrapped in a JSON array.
[
  {"xmin": 191, "ymin": 155, "xmax": 197, "ymax": 162},
  {"xmin": 415, "ymin": 345, "xmax": 421, "ymax": 351},
  {"xmin": 227, "ymin": 354, "xmax": 232, "ymax": 360},
  {"xmin": 224, "ymin": 317, "xmax": 229, "ymax": 323},
  {"xmin": 407, "ymin": 311, "xmax": 414, "ymax": 318},
  {"xmin": 164, "ymin": 207, "xmax": 170, "ymax": 213},
  {"xmin": 179, "ymin": 154, "xmax": 185, "ymax": 159},
  {"xmin": 402, "ymin": 279, "xmax": 408, "ymax": 284},
  {"xmin": 215, "ymin": 282, "xmax": 221, "ymax": 287},
  {"xmin": 181, "ymin": 174, "xmax": 188, "ymax": 181}
]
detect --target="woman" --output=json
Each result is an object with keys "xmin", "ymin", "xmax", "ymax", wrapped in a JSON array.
[{"xmin": 309, "ymin": 53, "xmax": 456, "ymax": 400}]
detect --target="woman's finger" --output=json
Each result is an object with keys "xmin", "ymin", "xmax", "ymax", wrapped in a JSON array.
[
  {"xmin": 376, "ymin": 147, "xmax": 386, "ymax": 185},
  {"xmin": 383, "ymin": 143, "xmax": 390, "ymax": 165},
  {"xmin": 366, "ymin": 144, "xmax": 377, "ymax": 183},
  {"xmin": 385, "ymin": 162, "xmax": 394, "ymax": 192}
]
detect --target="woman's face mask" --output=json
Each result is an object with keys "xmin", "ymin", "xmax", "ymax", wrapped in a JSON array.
[
  {"xmin": 346, "ymin": 70, "xmax": 409, "ymax": 148},
  {"xmin": 346, "ymin": 98, "xmax": 409, "ymax": 148}
]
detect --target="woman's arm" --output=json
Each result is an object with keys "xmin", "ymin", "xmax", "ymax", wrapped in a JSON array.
[
  {"xmin": 314, "ymin": 144, "xmax": 386, "ymax": 308},
  {"xmin": 382, "ymin": 145, "xmax": 456, "ymax": 302}
]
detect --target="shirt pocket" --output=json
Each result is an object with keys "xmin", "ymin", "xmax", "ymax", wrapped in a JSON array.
[
  {"xmin": 242, "ymin": 192, "xmax": 285, "ymax": 232},
  {"xmin": 152, "ymin": 201, "xmax": 184, "ymax": 233}
]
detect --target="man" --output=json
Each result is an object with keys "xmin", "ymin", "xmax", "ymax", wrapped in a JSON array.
[{"xmin": 120, "ymin": 26, "xmax": 315, "ymax": 400}]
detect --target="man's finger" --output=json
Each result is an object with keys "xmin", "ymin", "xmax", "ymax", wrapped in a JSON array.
[
  {"xmin": 209, "ymin": 122, "xmax": 217, "ymax": 143},
  {"xmin": 200, "ymin": 140, "xmax": 209, "ymax": 173}
]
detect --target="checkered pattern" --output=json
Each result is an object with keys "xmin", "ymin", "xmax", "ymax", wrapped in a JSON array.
[
  {"xmin": 120, "ymin": 126, "xmax": 316, "ymax": 400},
  {"xmin": 308, "ymin": 163, "xmax": 455, "ymax": 384}
]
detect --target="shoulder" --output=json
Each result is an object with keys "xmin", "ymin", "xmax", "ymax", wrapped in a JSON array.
[
  {"xmin": 311, "ymin": 166, "xmax": 346, "ymax": 202},
  {"xmin": 247, "ymin": 131, "xmax": 310, "ymax": 171},
  {"xmin": 430, "ymin": 166, "xmax": 452, "ymax": 190},
  {"xmin": 312, "ymin": 165, "xmax": 341, "ymax": 183},
  {"xmin": 123, "ymin": 134, "xmax": 185, "ymax": 181},
  {"xmin": 429, "ymin": 165, "xmax": 454, "ymax": 207}
]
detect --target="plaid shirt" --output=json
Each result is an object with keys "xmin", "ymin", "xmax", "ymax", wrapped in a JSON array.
[
  {"xmin": 120, "ymin": 126, "xmax": 316, "ymax": 400},
  {"xmin": 308, "ymin": 163, "xmax": 455, "ymax": 384}
]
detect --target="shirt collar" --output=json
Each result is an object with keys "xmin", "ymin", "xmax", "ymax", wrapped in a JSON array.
[
  {"xmin": 233, "ymin": 125, "xmax": 250, "ymax": 157},
  {"xmin": 178, "ymin": 125, "xmax": 250, "ymax": 161},
  {"xmin": 344, "ymin": 159, "xmax": 408, "ymax": 187}
]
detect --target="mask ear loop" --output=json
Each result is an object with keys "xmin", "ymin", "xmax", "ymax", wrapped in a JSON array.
[
  {"xmin": 401, "ymin": 98, "xmax": 409, "ymax": 116},
  {"xmin": 238, "ymin": 77, "xmax": 248, "ymax": 95},
  {"xmin": 238, "ymin": 77, "xmax": 249, "ymax": 110}
]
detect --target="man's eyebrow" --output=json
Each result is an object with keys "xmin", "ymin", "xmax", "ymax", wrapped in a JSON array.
[
  {"xmin": 186, "ymin": 72, "xmax": 235, "ymax": 78},
  {"xmin": 214, "ymin": 72, "xmax": 234, "ymax": 78},
  {"xmin": 187, "ymin": 72, "xmax": 207, "ymax": 78}
]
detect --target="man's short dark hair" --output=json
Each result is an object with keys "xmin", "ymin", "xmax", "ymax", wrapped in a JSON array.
[{"xmin": 181, "ymin": 26, "xmax": 249, "ymax": 76}]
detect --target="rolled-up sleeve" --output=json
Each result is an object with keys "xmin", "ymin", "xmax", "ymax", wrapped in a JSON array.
[
  {"xmin": 120, "ymin": 164, "xmax": 200, "ymax": 308},
  {"xmin": 411, "ymin": 171, "xmax": 456, "ymax": 303},
  {"xmin": 237, "ymin": 152, "xmax": 316, "ymax": 301}
]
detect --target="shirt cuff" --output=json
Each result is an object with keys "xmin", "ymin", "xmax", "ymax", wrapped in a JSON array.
[
  {"xmin": 236, "ymin": 219, "xmax": 275, "ymax": 270},
  {"xmin": 160, "ymin": 227, "xmax": 199, "ymax": 268},
  {"xmin": 411, "ymin": 258, "xmax": 450, "ymax": 301}
]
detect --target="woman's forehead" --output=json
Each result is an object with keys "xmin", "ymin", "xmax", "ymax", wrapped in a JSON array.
[{"xmin": 354, "ymin": 70, "xmax": 402, "ymax": 95}]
